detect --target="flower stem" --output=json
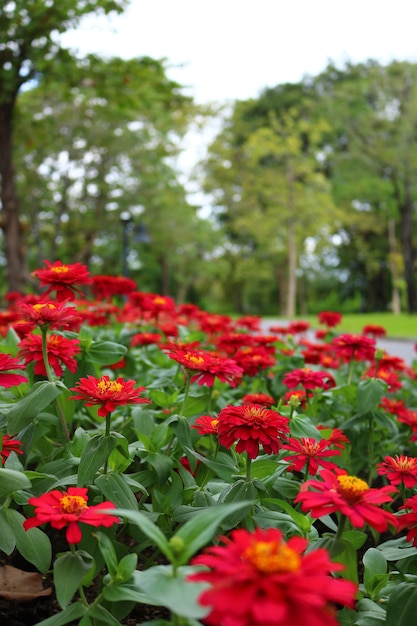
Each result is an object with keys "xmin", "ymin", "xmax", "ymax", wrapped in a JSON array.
[
  {"xmin": 335, "ymin": 513, "xmax": 347, "ymax": 540},
  {"xmin": 40, "ymin": 326, "xmax": 70, "ymax": 442},
  {"xmin": 103, "ymin": 413, "xmax": 112, "ymax": 474},
  {"xmin": 245, "ymin": 453, "xmax": 252, "ymax": 482}
]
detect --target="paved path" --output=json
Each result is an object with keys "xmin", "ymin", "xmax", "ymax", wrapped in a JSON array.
[{"xmin": 260, "ymin": 320, "xmax": 417, "ymax": 366}]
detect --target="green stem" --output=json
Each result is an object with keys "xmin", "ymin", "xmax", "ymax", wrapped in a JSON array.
[
  {"xmin": 367, "ymin": 415, "xmax": 374, "ymax": 485},
  {"xmin": 335, "ymin": 513, "xmax": 347, "ymax": 540},
  {"xmin": 347, "ymin": 356, "xmax": 355, "ymax": 385},
  {"xmin": 69, "ymin": 545, "xmax": 89, "ymax": 607},
  {"xmin": 178, "ymin": 374, "xmax": 191, "ymax": 419},
  {"xmin": 103, "ymin": 413, "xmax": 112, "ymax": 474},
  {"xmin": 40, "ymin": 327, "xmax": 70, "ymax": 442},
  {"xmin": 245, "ymin": 453, "xmax": 252, "ymax": 482}
]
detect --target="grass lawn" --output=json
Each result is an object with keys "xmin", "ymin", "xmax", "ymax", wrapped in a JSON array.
[{"xmin": 264, "ymin": 313, "xmax": 417, "ymax": 340}]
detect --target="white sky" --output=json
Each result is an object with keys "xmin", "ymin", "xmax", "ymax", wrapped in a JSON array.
[{"xmin": 61, "ymin": 0, "xmax": 417, "ymax": 104}]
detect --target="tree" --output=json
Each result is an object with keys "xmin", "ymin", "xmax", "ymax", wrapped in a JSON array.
[
  {"xmin": 14, "ymin": 52, "xmax": 194, "ymax": 270},
  {"xmin": 0, "ymin": 0, "xmax": 129, "ymax": 292},
  {"xmin": 313, "ymin": 60, "xmax": 417, "ymax": 312},
  {"xmin": 203, "ymin": 84, "xmax": 338, "ymax": 317}
]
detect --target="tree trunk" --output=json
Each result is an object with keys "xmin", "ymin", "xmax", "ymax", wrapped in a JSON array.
[
  {"xmin": 0, "ymin": 101, "xmax": 27, "ymax": 293},
  {"xmin": 285, "ymin": 164, "xmax": 297, "ymax": 318},
  {"xmin": 399, "ymin": 179, "xmax": 417, "ymax": 312},
  {"xmin": 387, "ymin": 217, "xmax": 401, "ymax": 314}
]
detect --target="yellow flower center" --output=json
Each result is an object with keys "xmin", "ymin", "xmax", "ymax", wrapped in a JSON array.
[
  {"xmin": 184, "ymin": 353, "xmax": 205, "ymax": 366},
  {"xmin": 244, "ymin": 405, "xmax": 268, "ymax": 420},
  {"xmin": 33, "ymin": 303, "xmax": 56, "ymax": 312},
  {"xmin": 97, "ymin": 379, "xmax": 123, "ymax": 394},
  {"xmin": 303, "ymin": 440, "xmax": 320, "ymax": 456},
  {"xmin": 51, "ymin": 266, "xmax": 69, "ymax": 274},
  {"xmin": 211, "ymin": 418, "xmax": 219, "ymax": 430},
  {"xmin": 243, "ymin": 540, "xmax": 301, "ymax": 573},
  {"xmin": 394, "ymin": 456, "xmax": 416, "ymax": 470},
  {"xmin": 59, "ymin": 494, "xmax": 88, "ymax": 515},
  {"xmin": 153, "ymin": 297, "xmax": 166, "ymax": 305},
  {"xmin": 336, "ymin": 475, "xmax": 369, "ymax": 502}
]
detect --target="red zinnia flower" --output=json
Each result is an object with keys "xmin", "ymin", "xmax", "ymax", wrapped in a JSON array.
[
  {"xmin": 242, "ymin": 393, "xmax": 275, "ymax": 406},
  {"xmin": 331, "ymin": 334, "xmax": 376, "ymax": 362},
  {"xmin": 377, "ymin": 455, "xmax": 417, "ymax": 489},
  {"xmin": 23, "ymin": 487, "xmax": 119, "ymax": 544},
  {"xmin": 287, "ymin": 320, "xmax": 310, "ymax": 334},
  {"xmin": 0, "ymin": 353, "xmax": 28, "ymax": 387},
  {"xmin": 18, "ymin": 333, "xmax": 81, "ymax": 376},
  {"xmin": 167, "ymin": 347, "xmax": 243, "ymax": 387},
  {"xmin": 232, "ymin": 346, "xmax": 275, "ymax": 377},
  {"xmin": 380, "ymin": 397, "xmax": 413, "ymax": 421},
  {"xmin": 283, "ymin": 367, "xmax": 335, "ymax": 391},
  {"xmin": 216, "ymin": 404, "xmax": 290, "ymax": 459},
  {"xmin": 188, "ymin": 527, "xmax": 357, "ymax": 626},
  {"xmin": 363, "ymin": 367, "xmax": 402, "ymax": 391},
  {"xmin": 192, "ymin": 415, "xmax": 219, "ymax": 435},
  {"xmin": 234, "ymin": 315, "xmax": 261, "ymax": 331},
  {"xmin": 32, "ymin": 260, "xmax": 91, "ymax": 301},
  {"xmin": 362, "ymin": 324, "xmax": 387, "ymax": 338},
  {"xmin": 282, "ymin": 437, "xmax": 341, "ymax": 475},
  {"xmin": 69, "ymin": 375, "xmax": 150, "ymax": 417},
  {"xmin": 295, "ymin": 468, "xmax": 397, "ymax": 532},
  {"xmin": 317, "ymin": 425, "xmax": 350, "ymax": 449},
  {"xmin": 1, "ymin": 434, "xmax": 24, "ymax": 464},
  {"xmin": 398, "ymin": 495, "xmax": 417, "ymax": 546},
  {"xmin": 90, "ymin": 274, "xmax": 137, "ymax": 300},
  {"xmin": 17, "ymin": 300, "xmax": 81, "ymax": 330},
  {"xmin": 131, "ymin": 332, "xmax": 163, "ymax": 347},
  {"xmin": 317, "ymin": 311, "xmax": 342, "ymax": 328}
]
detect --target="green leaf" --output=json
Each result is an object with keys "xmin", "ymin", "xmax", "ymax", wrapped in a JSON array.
[
  {"xmin": 0, "ymin": 467, "xmax": 31, "ymax": 497},
  {"xmin": 342, "ymin": 530, "xmax": 368, "ymax": 550},
  {"xmin": 363, "ymin": 547, "xmax": 387, "ymax": 590},
  {"xmin": 116, "ymin": 553, "xmax": 138, "ymax": 583},
  {"xmin": 107, "ymin": 508, "xmax": 174, "ymax": 562},
  {"xmin": 357, "ymin": 378, "xmax": 386, "ymax": 415},
  {"xmin": 86, "ymin": 341, "xmax": 127, "ymax": 365},
  {"xmin": 173, "ymin": 501, "xmax": 253, "ymax": 564},
  {"xmin": 377, "ymin": 536, "xmax": 417, "ymax": 561},
  {"xmin": 355, "ymin": 598, "xmax": 386, "ymax": 625},
  {"xmin": 385, "ymin": 583, "xmax": 417, "ymax": 625},
  {"xmin": 33, "ymin": 601, "xmax": 87, "ymax": 626},
  {"xmin": 7, "ymin": 381, "xmax": 62, "ymax": 434},
  {"xmin": 54, "ymin": 552, "xmax": 94, "ymax": 609},
  {"xmin": 290, "ymin": 415, "xmax": 322, "ymax": 439},
  {"xmin": 0, "ymin": 509, "xmax": 15, "ymax": 554},
  {"xmin": 132, "ymin": 566, "xmax": 209, "ymax": 619},
  {"xmin": 86, "ymin": 603, "xmax": 124, "ymax": 625},
  {"xmin": 95, "ymin": 530, "xmax": 119, "ymax": 577},
  {"xmin": 95, "ymin": 472, "xmax": 139, "ymax": 511},
  {"xmin": 261, "ymin": 497, "xmax": 311, "ymax": 532},
  {"xmin": 6, "ymin": 508, "xmax": 51, "ymax": 573},
  {"xmin": 77, "ymin": 434, "xmax": 118, "ymax": 485}
]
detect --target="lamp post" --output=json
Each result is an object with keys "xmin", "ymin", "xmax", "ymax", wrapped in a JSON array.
[{"xmin": 120, "ymin": 211, "xmax": 151, "ymax": 277}]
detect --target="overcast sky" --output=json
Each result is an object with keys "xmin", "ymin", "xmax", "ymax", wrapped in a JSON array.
[{"xmin": 61, "ymin": 0, "xmax": 417, "ymax": 104}]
